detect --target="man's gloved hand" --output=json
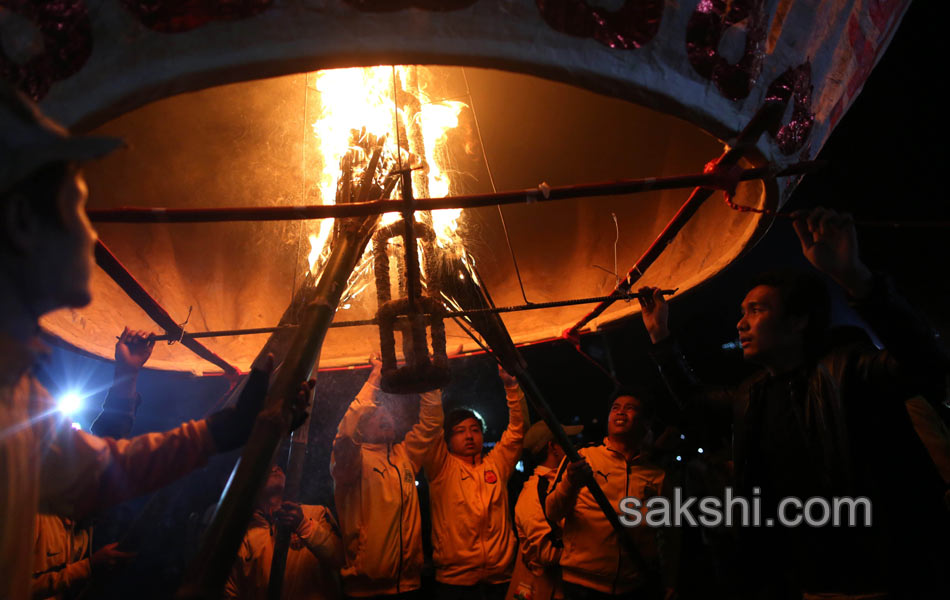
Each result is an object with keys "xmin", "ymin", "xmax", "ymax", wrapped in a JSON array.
[{"xmin": 206, "ymin": 355, "xmax": 274, "ymax": 452}]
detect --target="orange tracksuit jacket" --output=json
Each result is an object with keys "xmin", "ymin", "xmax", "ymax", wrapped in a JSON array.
[
  {"xmin": 331, "ymin": 377, "xmax": 442, "ymax": 597},
  {"xmin": 422, "ymin": 384, "xmax": 525, "ymax": 586},
  {"xmin": 30, "ymin": 515, "xmax": 92, "ymax": 600},
  {"xmin": 545, "ymin": 439, "xmax": 665, "ymax": 595},
  {"xmin": 224, "ymin": 505, "xmax": 343, "ymax": 600}
]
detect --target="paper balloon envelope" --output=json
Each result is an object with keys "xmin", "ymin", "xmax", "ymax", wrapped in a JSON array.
[{"xmin": 7, "ymin": 0, "xmax": 906, "ymax": 374}]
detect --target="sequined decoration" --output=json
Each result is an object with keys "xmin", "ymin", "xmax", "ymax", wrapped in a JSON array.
[
  {"xmin": 119, "ymin": 0, "xmax": 273, "ymax": 34},
  {"xmin": 686, "ymin": 0, "xmax": 767, "ymax": 101},
  {"xmin": 535, "ymin": 0, "xmax": 664, "ymax": 50},
  {"xmin": 765, "ymin": 62, "xmax": 815, "ymax": 155},
  {"xmin": 0, "ymin": 1, "xmax": 92, "ymax": 101},
  {"xmin": 344, "ymin": 0, "xmax": 477, "ymax": 11}
]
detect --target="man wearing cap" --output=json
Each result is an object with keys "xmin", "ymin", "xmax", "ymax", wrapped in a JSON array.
[
  {"xmin": 0, "ymin": 84, "xmax": 308, "ymax": 600},
  {"xmin": 545, "ymin": 390, "xmax": 668, "ymax": 599},
  {"xmin": 331, "ymin": 355, "xmax": 442, "ymax": 599},
  {"xmin": 422, "ymin": 366, "xmax": 526, "ymax": 600},
  {"xmin": 510, "ymin": 421, "xmax": 584, "ymax": 600}
]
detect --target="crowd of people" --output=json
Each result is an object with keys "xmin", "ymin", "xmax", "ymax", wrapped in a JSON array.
[{"xmin": 2, "ymin": 79, "xmax": 948, "ymax": 600}]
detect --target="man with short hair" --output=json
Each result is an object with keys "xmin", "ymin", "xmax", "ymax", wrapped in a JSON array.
[
  {"xmin": 638, "ymin": 207, "xmax": 950, "ymax": 598},
  {"xmin": 331, "ymin": 355, "xmax": 442, "ymax": 599},
  {"xmin": 545, "ymin": 391, "xmax": 668, "ymax": 599},
  {"xmin": 225, "ymin": 465, "xmax": 343, "ymax": 600},
  {"xmin": 510, "ymin": 421, "xmax": 583, "ymax": 600},
  {"xmin": 422, "ymin": 366, "xmax": 525, "ymax": 600},
  {"xmin": 0, "ymin": 85, "xmax": 307, "ymax": 600}
]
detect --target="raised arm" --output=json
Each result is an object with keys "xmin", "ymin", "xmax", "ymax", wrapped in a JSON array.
[
  {"xmin": 639, "ymin": 286, "xmax": 735, "ymax": 437},
  {"xmin": 792, "ymin": 208, "xmax": 948, "ymax": 397},
  {"xmin": 91, "ymin": 328, "xmax": 153, "ymax": 438},
  {"xmin": 330, "ymin": 360, "xmax": 381, "ymax": 487},
  {"xmin": 37, "ymin": 358, "xmax": 304, "ymax": 519},
  {"xmin": 485, "ymin": 367, "xmax": 526, "ymax": 480},
  {"xmin": 400, "ymin": 389, "xmax": 443, "ymax": 472},
  {"xmin": 420, "ymin": 399, "xmax": 450, "ymax": 482}
]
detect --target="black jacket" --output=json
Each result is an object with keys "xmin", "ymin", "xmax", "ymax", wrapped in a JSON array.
[{"xmin": 650, "ymin": 273, "xmax": 949, "ymax": 596}]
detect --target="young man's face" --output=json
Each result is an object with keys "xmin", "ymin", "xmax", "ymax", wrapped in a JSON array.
[
  {"xmin": 447, "ymin": 417, "xmax": 483, "ymax": 458},
  {"xmin": 361, "ymin": 406, "xmax": 396, "ymax": 444},
  {"xmin": 736, "ymin": 285, "xmax": 805, "ymax": 366},
  {"xmin": 35, "ymin": 170, "xmax": 97, "ymax": 312},
  {"xmin": 607, "ymin": 395, "xmax": 647, "ymax": 440}
]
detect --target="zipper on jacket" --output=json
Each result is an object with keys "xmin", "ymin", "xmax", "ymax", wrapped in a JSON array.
[{"xmin": 386, "ymin": 445, "xmax": 404, "ymax": 593}]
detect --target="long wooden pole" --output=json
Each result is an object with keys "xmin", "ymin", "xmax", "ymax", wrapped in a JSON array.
[
  {"xmin": 175, "ymin": 213, "xmax": 379, "ymax": 600},
  {"xmin": 87, "ymin": 161, "xmax": 822, "ymax": 224}
]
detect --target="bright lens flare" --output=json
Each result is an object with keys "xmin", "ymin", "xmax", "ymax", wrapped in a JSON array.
[
  {"xmin": 307, "ymin": 66, "xmax": 467, "ymax": 275},
  {"xmin": 57, "ymin": 392, "xmax": 83, "ymax": 416}
]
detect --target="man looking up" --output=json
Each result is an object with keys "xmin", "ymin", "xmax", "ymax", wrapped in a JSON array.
[
  {"xmin": 638, "ymin": 207, "xmax": 949, "ymax": 598},
  {"xmin": 422, "ymin": 366, "xmax": 525, "ymax": 600},
  {"xmin": 545, "ymin": 392, "xmax": 669, "ymax": 599},
  {"xmin": 0, "ymin": 85, "xmax": 308, "ymax": 600},
  {"xmin": 331, "ymin": 355, "xmax": 442, "ymax": 599}
]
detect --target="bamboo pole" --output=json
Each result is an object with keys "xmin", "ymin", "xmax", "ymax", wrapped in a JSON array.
[
  {"xmin": 86, "ymin": 161, "xmax": 824, "ymax": 224},
  {"xmin": 566, "ymin": 99, "xmax": 788, "ymax": 338},
  {"xmin": 175, "ymin": 211, "xmax": 380, "ymax": 600}
]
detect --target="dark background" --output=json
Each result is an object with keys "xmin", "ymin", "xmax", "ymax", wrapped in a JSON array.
[{"xmin": 36, "ymin": 1, "xmax": 947, "ymax": 597}]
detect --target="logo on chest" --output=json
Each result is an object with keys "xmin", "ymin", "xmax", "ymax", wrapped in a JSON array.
[{"xmin": 484, "ymin": 470, "xmax": 498, "ymax": 484}]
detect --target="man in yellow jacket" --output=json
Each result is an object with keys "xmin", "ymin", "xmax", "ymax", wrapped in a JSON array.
[
  {"xmin": 422, "ymin": 367, "xmax": 525, "ymax": 600},
  {"xmin": 225, "ymin": 465, "xmax": 343, "ymax": 600},
  {"xmin": 331, "ymin": 356, "xmax": 442, "ymax": 599},
  {"xmin": 545, "ymin": 391, "xmax": 668, "ymax": 599}
]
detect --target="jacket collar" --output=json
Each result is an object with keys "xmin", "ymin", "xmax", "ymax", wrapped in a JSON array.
[{"xmin": 603, "ymin": 437, "xmax": 644, "ymax": 464}]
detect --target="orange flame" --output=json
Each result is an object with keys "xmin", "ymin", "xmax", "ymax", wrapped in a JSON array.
[{"xmin": 307, "ymin": 66, "xmax": 466, "ymax": 280}]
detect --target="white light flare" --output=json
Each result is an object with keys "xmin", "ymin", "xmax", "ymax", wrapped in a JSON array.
[{"xmin": 57, "ymin": 392, "xmax": 83, "ymax": 416}]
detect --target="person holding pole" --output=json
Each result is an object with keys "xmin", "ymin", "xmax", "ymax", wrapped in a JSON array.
[
  {"xmin": 225, "ymin": 465, "xmax": 343, "ymax": 600},
  {"xmin": 545, "ymin": 391, "xmax": 670, "ymax": 599},
  {"xmin": 637, "ymin": 207, "xmax": 950, "ymax": 598}
]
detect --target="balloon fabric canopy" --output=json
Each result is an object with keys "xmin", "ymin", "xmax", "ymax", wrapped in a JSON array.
[{"xmin": 2, "ymin": 0, "xmax": 907, "ymax": 374}]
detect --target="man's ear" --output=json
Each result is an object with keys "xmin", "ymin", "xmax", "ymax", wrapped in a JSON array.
[{"xmin": 0, "ymin": 192, "xmax": 41, "ymax": 255}]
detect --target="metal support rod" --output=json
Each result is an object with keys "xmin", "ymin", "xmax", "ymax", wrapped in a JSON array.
[
  {"xmin": 87, "ymin": 161, "xmax": 824, "ymax": 224},
  {"xmin": 141, "ymin": 290, "xmax": 678, "ymax": 342},
  {"xmin": 566, "ymin": 100, "xmax": 789, "ymax": 339},
  {"xmin": 94, "ymin": 239, "xmax": 238, "ymax": 374},
  {"xmin": 401, "ymin": 171, "xmax": 421, "ymax": 314}
]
